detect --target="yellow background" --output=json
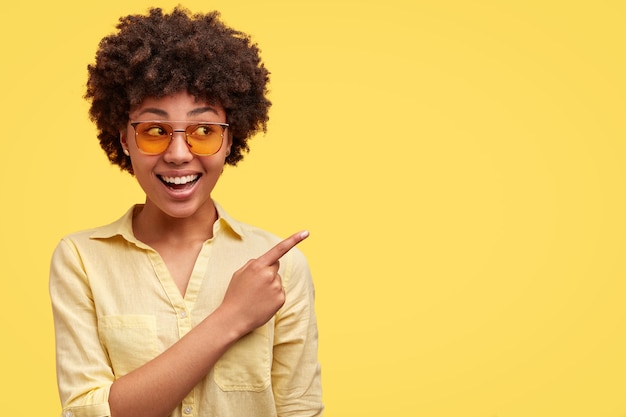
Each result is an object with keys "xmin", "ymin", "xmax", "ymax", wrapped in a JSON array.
[{"xmin": 1, "ymin": 1, "xmax": 625, "ymax": 416}]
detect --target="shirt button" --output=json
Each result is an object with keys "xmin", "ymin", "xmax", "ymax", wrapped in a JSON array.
[
  {"xmin": 179, "ymin": 311, "xmax": 187, "ymax": 318},
  {"xmin": 184, "ymin": 406, "xmax": 192, "ymax": 414},
  {"xmin": 64, "ymin": 412, "xmax": 73, "ymax": 417}
]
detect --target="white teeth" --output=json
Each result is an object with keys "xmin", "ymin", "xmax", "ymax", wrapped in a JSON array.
[{"xmin": 161, "ymin": 174, "xmax": 199, "ymax": 185}]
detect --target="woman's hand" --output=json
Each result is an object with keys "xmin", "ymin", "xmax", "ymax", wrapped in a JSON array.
[{"xmin": 220, "ymin": 230, "xmax": 310, "ymax": 336}]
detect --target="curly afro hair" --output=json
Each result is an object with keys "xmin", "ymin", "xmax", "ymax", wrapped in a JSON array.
[{"xmin": 86, "ymin": 7, "xmax": 271, "ymax": 174}]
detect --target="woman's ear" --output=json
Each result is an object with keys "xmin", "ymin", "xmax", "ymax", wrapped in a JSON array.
[
  {"xmin": 225, "ymin": 132, "xmax": 233, "ymax": 157},
  {"xmin": 120, "ymin": 131, "xmax": 130, "ymax": 156}
]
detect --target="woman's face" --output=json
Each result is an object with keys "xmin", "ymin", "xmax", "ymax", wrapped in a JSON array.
[{"xmin": 121, "ymin": 91, "xmax": 231, "ymax": 220}]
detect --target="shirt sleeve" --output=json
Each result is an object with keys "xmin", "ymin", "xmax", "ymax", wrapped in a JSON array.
[
  {"xmin": 272, "ymin": 248, "xmax": 324, "ymax": 417},
  {"xmin": 49, "ymin": 238, "xmax": 113, "ymax": 417}
]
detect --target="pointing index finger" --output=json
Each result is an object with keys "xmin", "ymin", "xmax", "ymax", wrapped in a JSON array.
[{"xmin": 258, "ymin": 230, "xmax": 309, "ymax": 266}]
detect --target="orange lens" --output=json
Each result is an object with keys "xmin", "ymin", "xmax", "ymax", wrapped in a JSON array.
[
  {"xmin": 134, "ymin": 122, "xmax": 172, "ymax": 155},
  {"xmin": 185, "ymin": 124, "xmax": 224, "ymax": 156}
]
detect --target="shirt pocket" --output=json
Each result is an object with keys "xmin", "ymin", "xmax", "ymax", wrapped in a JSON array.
[
  {"xmin": 99, "ymin": 314, "xmax": 159, "ymax": 378},
  {"xmin": 214, "ymin": 324, "xmax": 271, "ymax": 392}
]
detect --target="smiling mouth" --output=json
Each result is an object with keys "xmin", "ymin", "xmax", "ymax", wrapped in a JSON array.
[{"xmin": 158, "ymin": 174, "xmax": 201, "ymax": 189}]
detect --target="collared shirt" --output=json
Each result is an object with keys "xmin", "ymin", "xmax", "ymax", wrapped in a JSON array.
[{"xmin": 50, "ymin": 203, "xmax": 323, "ymax": 417}]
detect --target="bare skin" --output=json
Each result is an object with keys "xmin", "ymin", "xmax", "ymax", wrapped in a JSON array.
[{"xmin": 131, "ymin": 203, "xmax": 216, "ymax": 296}]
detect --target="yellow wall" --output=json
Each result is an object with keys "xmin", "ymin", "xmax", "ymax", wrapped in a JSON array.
[{"xmin": 1, "ymin": 1, "xmax": 625, "ymax": 416}]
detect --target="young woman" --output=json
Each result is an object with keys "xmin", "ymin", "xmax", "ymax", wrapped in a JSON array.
[{"xmin": 50, "ymin": 7, "xmax": 323, "ymax": 417}]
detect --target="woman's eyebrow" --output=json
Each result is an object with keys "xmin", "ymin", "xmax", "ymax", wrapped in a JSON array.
[
  {"xmin": 188, "ymin": 106, "xmax": 220, "ymax": 117},
  {"xmin": 135, "ymin": 108, "xmax": 168, "ymax": 118}
]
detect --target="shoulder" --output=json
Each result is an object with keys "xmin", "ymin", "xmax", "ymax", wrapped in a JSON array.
[
  {"xmin": 230, "ymin": 218, "xmax": 308, "ymax": 261},
  {"xmin": 216, "ymin": 202, "xmax": 282, "ymax": 248},
  {"xmin": 52, "ymin": 206, "xmax": 137, "ymax": 255},
  {"xmin": 216, "ymin": 203, "xmax": 310, "ymax": 268}
]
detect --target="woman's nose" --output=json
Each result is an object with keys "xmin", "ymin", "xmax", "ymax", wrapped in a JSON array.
[{"xmin": 162, "ymin": 130, "xmax": 194, "ymax": 164}]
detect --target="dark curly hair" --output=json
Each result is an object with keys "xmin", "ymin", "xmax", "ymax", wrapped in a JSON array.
[{"xmin": 86, "ymin": 7, "xmax": 271, "ymax": 174}]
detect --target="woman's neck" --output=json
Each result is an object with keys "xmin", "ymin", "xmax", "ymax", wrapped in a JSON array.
[{"xmin": 132, "ymin": 199, "xmax": 218, "ymax": 247}]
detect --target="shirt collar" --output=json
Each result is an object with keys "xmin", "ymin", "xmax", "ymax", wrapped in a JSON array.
[
  {"xmin": 214, "ymin": 201, "xmax": 244, "ymax": 237},
  {"xmin": 89, "ymin": 201, "xmax": 244, "ymax": 242}
]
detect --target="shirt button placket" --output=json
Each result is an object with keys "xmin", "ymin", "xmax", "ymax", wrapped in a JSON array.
[
  {"xmin": 178, "ymin": 306, "xmax": 194, "ymax": 416},
  {"xmin": 177, "ymin": 305, "xmax": 192, "ymax": 337}
]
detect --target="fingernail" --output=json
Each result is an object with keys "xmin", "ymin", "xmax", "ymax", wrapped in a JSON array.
[{"xmin": 300, "ymin": 230, "xmax": 310, "ymax": 239}]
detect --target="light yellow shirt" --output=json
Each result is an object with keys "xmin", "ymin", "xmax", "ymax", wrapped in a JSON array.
[{"xmin": 50, "ymin": 203, "xmax": 323, "ymax": 417}]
